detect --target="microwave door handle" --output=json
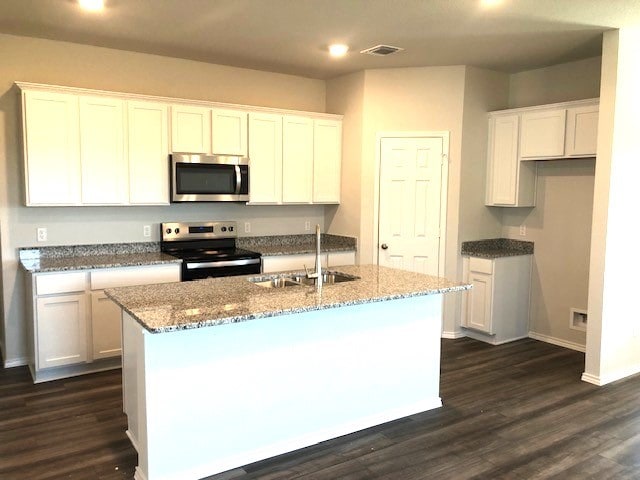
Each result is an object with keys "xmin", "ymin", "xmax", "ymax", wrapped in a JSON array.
[{"xmin": 235, "ymin": 165, "xmax": 241, "ymax": 194}]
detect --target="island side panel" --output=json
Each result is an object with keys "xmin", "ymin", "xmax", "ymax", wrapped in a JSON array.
[{"xmin": 126, "ymin": 294, "xmax": 443, "ymax": 480}]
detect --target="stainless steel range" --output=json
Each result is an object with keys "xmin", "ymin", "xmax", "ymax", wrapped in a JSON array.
[{"xmin": 160, "ymin": 221, "xmax": 261, "ymax": 281}]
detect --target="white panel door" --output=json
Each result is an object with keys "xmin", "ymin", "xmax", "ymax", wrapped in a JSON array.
[
  {"xmin": 313, "ymin": 119, "xmax": 342, "ymax": 203},
  {"xmin": 282, "ymin": 115, "xmax": 314, "ymax": 203},
  {"xmin": 378, "ymin": 137, "xmax": 444, "ymax": 275},
  {"xmin": 248, "ymin": 112, "xmax": 283, "ymax": 203},
  {"xmin": 128, "ymin": 100, "xmax": 170, "ymax": 204},
  {"xmin": 566, "ymin": 104, "xmax": 599, "ymax": 157},
  {"xmin": 91, "ymin": 291, "xmax": 122, "ymax": 360},
  {"xmin": 211, "ymin": 108, "xmax": 248, "ymax": 156},
  {"xmin": 171, "ymin": 105, "xmax": 211, "ymax": 153},
  {"xmin": 36, "ymin": 294, "xmax": 87, "ymax": 369},
  {"xmin": 23, "ymin": 90, "xmax": 80, "ymax": 205},
  {"xmin": 520, "ymin": 109, "xmax": 566, "ymax": 158},
  {"xmin": 79, "ymin": 96, "xmax": 127, "ymax": 204}
]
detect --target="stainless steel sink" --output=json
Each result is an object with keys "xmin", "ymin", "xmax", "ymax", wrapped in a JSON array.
[{"xmin": 248, "ymin": 271, "xmax": 359, "ymax": 289}]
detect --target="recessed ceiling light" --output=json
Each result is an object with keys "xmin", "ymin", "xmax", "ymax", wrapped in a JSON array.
[
  {"xmin": 480, "ymin": 0, "xmax": 504, "ymax": 7},
  {"xmin": 328, "ymin": 44, "xmax": 349, "ymax": 58},
  {"xmin": 79, "ymin": 0, "xmax": 104, "ymax": 12}
]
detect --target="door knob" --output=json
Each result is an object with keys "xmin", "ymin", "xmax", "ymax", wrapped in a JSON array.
[{"xmin": 381, "ymin": 244, "xmax": 388, "ymax": 250}]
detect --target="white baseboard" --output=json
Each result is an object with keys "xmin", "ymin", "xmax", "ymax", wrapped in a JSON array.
[
  {"xmin": 441, "ymin": 330, "xmax": 466, "ymax": 339},
  {"xmin": 528, "ymin": 331, "xmax": 586, "ymax": 352},
  {"xmin": 582, "ymin": 366, "xmax": 640, "ymax": 386},
  {"xmin": 4, "ymin": 357, "xmax": 28, "ymax": 368}
]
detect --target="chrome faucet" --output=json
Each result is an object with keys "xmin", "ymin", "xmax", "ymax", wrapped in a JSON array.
[{"xmin": 305, "ymin": 224, "xmax": 323, "ymax": 291}]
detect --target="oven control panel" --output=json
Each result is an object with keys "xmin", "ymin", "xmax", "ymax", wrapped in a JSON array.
[{"xmin": 161, "ymin": 221, "xmax": 237, "ymax": 241}]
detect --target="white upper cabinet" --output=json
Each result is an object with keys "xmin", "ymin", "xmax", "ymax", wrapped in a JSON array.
[
  {"xmin": 248, "ymin": 112, "xmax": 283, "ymax": 203},
  {"xmin": 79, "ymin": 96, "xmax": 127, "ymax": 204},
  {"xmin": 486, "ymin": 114, "xmax": 536, "ymax": 207},
  {"xmin": 22, "ymin": 91, "xmax": 81, "ymax": 205},
  {"xmin": 520, "ymin": 109, "xmax": 567, "ymax": 159},
  {"xmin": 282, "ymin": 115, "xmax": 314, "ymax": 204},
  {"xmin": 128, "ymin": 101, "xmax": 170, "ymax": 204},
  {"xmin": 170, "ymin": 105, "xmax": 211, "ymax": 153},
  {"xmin": 313, "ymin": 119, "xmax": 342, "ymax": 203},
  {"xmin": 565, "ymin": 104, "xmax": 599, "ymax": 157},
  {"xmin": 211, "ymin": 108, "xmax": 248, "ymax": 156}
]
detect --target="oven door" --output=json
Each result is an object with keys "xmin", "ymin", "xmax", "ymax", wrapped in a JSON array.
[
  {"xmin": 171, "ymin": 154, "xmax": 249, "ymax": 202},
  {"xmin": 182, "ymin": 257, "xmax": 261, "ymax": 280}
]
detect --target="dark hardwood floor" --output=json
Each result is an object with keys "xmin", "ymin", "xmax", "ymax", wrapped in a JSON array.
[{"xmin": 2, "ymin": 338, "xmax": 639, "ymax": 479}]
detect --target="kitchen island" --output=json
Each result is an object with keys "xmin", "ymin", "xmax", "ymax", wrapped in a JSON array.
[{"xmin": 106, "ymin": 265, "xmax": 469, "ymax": 480}]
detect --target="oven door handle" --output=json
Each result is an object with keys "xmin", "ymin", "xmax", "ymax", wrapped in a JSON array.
[
  {"xmin": 185, "ymin": 258, "xmax": 261, "ymax": 269},
  {"xmin": 234, "ymin": 165, "xmax": 242, "ymax": 195}
]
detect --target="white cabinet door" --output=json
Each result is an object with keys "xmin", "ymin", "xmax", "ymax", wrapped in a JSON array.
[
  {"xmin": 36, "ymin": 294, "xmax": 87, "ymax": 369},
  {"xmin": 128, "ymin": 101, "xmax": 170, "ymax": 204},
  {"xmin": 171, "ymin": 105, "xmax": 211, "ymax": 153},
  {"xmin": 520, "ymin": 109, "xmax": 567, "ymax": 159},
  {"xmin": 91, "ymin": 291, "xmax": 122, "ymax": 360},
  {"xmin": 211, "ymin": 108, "xmax": 248, "ymax": 156},
  {"xmin": 23, "ymin": 90, "xmax": 80, "ymax": 205},
  {"xmin": 313, "ymin": 119, "xmax": 342, "ymax": 203},
  {"xmin": 465, "ymin": 272, "xmax": 493, "ymax": 334},
  {"xmin": 79, "ymin": 96, "xmax": 127, "ymax": 204},
  {"xmin": 566, "ymin": 104, "xmax": 599, "ymax": 157},
  {"xmin": 282, "ymin": 115, "xmax": 313, "ymax": 203},
  {"xmin": 248, "ymin": 112, "xmax": 283, "ymax": 203},
  {"xmin": 486, "ymin": 114, "xmax": 519, "ymax": 206}
]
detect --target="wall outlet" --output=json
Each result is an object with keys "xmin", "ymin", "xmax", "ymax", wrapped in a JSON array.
[
  {"xmin": 519, "ymin": 225, "xmax": 526, "ymax": 236},
  {"xmin": 143, "ymin": 225, "xmax": 151, "ymax": 237},
  {"xmin": 244, "ymin": 222, "xmax": 251, "ymax": 233},
  {"xmin": 305, "ymin": 221, "xmax": 311, "ymax": 231},
  {"xmin": 37, "ymin": 227, "xmax": 47, "ymax": 242}
]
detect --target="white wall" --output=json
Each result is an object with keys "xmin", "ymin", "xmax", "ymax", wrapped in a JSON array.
[
  {"xmin": 325, "ymin": 71, "xmax": 365, "ymax": 257},
  {"xmin": 584, "ymin": 28, "xmax": 640, "ymax": 385},
  {"xmin": 0, "ymin": 33, "xmax": 328, "ymax": 365},
  {"xmin": 509, "ymin": 57, "xmax": 602, "ymax": 108},
  {"xmin": 500, "ymin": 57, "xmax": 601, "ymax": 349}
]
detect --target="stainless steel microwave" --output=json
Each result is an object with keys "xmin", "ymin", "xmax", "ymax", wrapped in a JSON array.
[{"xmin": 170, "ymin": 153, "xmax": 249, "ymax": 202}]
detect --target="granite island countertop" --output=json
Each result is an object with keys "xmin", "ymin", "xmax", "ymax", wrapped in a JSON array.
[
  {"xmin": 19, "ymin": 242, "xmax": 181, "ymax": 273},
  {"xmin": 461, "ymin": 238, "xmax": 534, "ymax": 259},
  {"xmin": 106, "ymin": 264, "xmax": 469, "ymax": 333}
]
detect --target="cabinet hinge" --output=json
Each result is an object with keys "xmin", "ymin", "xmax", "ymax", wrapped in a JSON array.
[{"xmin": 441, "ymin": 154, "xmax": 448, "ymax": 165}]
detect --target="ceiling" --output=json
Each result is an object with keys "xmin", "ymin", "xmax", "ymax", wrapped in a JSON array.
[{"xmin": 0, "ymin": 0, "xmax": 638, "ymax": 79}]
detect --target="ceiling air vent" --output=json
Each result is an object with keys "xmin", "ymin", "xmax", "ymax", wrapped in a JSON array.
[{"xmin": 360, "ymin": 44, "xmax": 404, "ymax": 56}]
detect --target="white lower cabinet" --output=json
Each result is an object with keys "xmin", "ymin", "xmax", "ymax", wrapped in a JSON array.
[
  {"xmin": 261, "ymin": 251, "xmax": 355, "ymax": 274},
  {"xmin": 461, "ymin": 255, "xmax": 531, "ymax": 345},
  {"xmin": 36, "ymin": 294, "xmax": 88, "ymax": 369},
  {"xmin": 91, "ymin": 291, "xmax": 123, "ymax": 360},
  {"xmin": 27, "ymin": 263, "xmax": 180, "ymax": 382}
]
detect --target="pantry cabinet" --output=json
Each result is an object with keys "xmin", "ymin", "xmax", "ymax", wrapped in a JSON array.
[
  {"xmin": 26, "ymin": 263, "xmax": 180, "ymax": 383},
  {"xmin": 461, "ymin": 255, "xmax": 531, "ymax": 344},
  {"xmin": 485, "ymin": 98, "xmax": 598, "ymax": 207}
]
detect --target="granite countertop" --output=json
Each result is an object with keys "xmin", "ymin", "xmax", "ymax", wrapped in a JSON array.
[
  {"xmin": 461, "ymin": 238, "xmax": 534, "ymax": 259},
  {"xmin": 19, "ymin": 242, "xmax": 181, "ymax": 273},
  {"xmin": 105, "ymin": 264, "xmax": 470, "ymax": 333},
  {"xmin": 238, "ymin": 233, "xmax": 356, "ymax": 256}
]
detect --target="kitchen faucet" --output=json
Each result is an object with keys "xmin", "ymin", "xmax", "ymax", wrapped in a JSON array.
[{"xmin": 305, "ymin": 224, "xmax": 323, "ymax": 291}]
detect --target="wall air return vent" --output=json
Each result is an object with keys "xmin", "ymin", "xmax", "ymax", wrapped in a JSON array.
[{"xmin": 360, "ymin": 44, "xmax": 404, "ymax": 56}]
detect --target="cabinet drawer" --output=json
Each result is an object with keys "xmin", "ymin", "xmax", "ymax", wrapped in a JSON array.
[
  {"xmin": 36, "ymin": 272, "xmax": 87, "ymax": 295},
  {"xmin": 90, "ymin": 264, "xmax": 180, "ymax": 290},
  {"xmin": 468, "ymin": 257, "xmax": 493, "ymax": 275}
]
